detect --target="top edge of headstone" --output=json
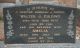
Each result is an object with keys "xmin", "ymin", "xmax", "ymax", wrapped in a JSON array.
[{"xmin": 3, "ymin": 4, "xmax": 77, "ymax": 9}]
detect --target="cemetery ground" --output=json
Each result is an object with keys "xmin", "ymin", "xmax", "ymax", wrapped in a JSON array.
[{"xmin": 0, "ymin": 21, "xmax": 4, "ymax": 41}]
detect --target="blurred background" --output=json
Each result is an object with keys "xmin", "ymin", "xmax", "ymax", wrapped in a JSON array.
[{"xmin": 0, "ymin": 0, "xmax": 80, "ymax": 48}]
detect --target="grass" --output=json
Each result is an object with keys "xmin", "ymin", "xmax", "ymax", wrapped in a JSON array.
[{"xmin": 0, "ymin": 16, "xmax": 3, "ymax": 21}]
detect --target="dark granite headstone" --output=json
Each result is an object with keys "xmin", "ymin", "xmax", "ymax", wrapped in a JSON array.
[{"xmin": 3, "ymin": 4, "xmax": 77, "ymax": 44}]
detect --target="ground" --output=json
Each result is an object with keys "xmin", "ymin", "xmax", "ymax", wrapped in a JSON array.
[{"xmin": 0, "ymin": 21, "xmax": 4, "ymax": 40}]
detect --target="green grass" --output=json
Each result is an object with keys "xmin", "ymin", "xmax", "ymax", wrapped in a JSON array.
[{"xmin": 0, "ymin": 16, "xmax": 3, "ymax": 21}]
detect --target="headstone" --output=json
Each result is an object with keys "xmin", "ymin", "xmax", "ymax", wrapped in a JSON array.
[{"xmin": 3, "ymin": 4, "xmax": 77, "ymax": 44}]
